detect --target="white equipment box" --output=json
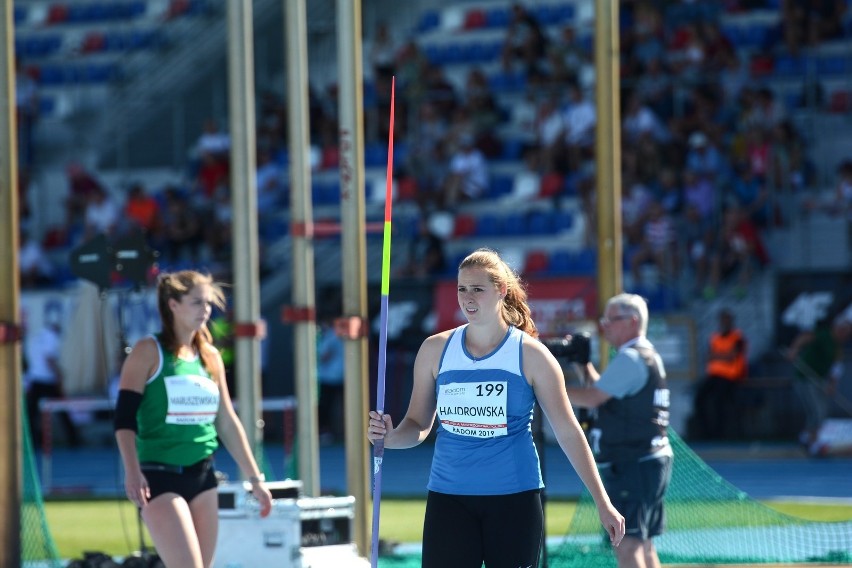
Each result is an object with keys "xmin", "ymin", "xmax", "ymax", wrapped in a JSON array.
[{"xmin": 213, "ymin": 481, "xmax": 366, "ymax": 567}]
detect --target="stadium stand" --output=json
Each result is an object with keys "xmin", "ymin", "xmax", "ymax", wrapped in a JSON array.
[{"xmin": 14, "ymin": 0, "xmax": 852, "ymax": 346}]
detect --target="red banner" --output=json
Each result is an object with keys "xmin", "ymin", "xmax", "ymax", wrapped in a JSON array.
[{"xmin": 434, "ymin": 277, "xmax": 598, "ymax": 337}]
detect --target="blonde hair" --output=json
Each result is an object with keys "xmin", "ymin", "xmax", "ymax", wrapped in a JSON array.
[
  {"xmin": 157, "ymin": 270, "xmax": 225, "ymax": 372},
  {"xmin": 459, "ymin": 248, "xmax": 538, "ymax": 338}
]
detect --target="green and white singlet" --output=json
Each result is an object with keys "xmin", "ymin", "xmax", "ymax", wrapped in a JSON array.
[{"xmin": 136, "ymin": 335, "xmax": 220, "ymax": 465}]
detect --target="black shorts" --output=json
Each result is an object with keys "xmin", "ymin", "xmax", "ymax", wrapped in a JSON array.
[
  {"xmin": 422, "ymin": 489, "xmax": 542, "ymax": 568},
  {"xmin": 141, "ymin": 457, "xmax": 218, "ymax": 503},
  {"xmin": 600, "ymin": 454, "xmax": 673, "ymax": 541}
]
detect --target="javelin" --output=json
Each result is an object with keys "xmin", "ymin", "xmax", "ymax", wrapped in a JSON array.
[{"xmin": 371, "ymin": 76, "xmax": 395, "ymax": 568}]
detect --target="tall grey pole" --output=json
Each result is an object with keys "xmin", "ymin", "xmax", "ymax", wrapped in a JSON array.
[
  {"xmin": 0, "ymin": 2, "xmax": 22, "ymax": 564},
  {"xmin": 285, "ymin": 0, "xmax": 320, "ymax": 497},
  {"xmin": 226, "ymin": 0, "xmax": 264, "ymax": 456},
  {"xmin": 337, "ymin": 0, "xmax": 371, "ymax": 558},
  {"xmin": 594, "ymin": 0, "xmax": 622, "ymax": 365}
]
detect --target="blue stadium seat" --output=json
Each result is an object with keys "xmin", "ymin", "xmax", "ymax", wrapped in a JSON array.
[
  {"xmin": 17, "ymin": 35, "xmax": 63, "ymax": 58},
  {"xmin": 259, "ymin": 218, "xmax": 289, "ymax": 242},
  {"xmin": 396, "ymin": 212, "xmax": 421, "ymax": 239},
  {"xmin": 534, "ymin": 5, "xmax": 570, "ymax": 25},
  {"xmin": 312, "ymin": 181, "xmax": 339, "ymax": 205},
  {"xmin": 364, "ymin": 142, "xmax": 386, "ymax": 167},
  {"xmin": 488, "ymin": 71, "xmax": 527, "ymax": 93},
  {"xmin": 39, "ymin": 96, "xmax": 56, "ymax": 116},
  {"xmin": 548, "ymin": 250, "xmax": 573, "ymax": 275},
  {"xmin": 66, "ymin": 3, "xmax": 101, "ymax": 23},
  {"xmin": 816, "ymin": 56, "xmax": 848, "ymax": 76},
  {"xmin": 552, "ymin": 210, "xmax": 575, "ymax": 233},
  {"xmin": 104, "ymin": 31, "xmax": 128, "ymax": 51},
  {"xmin": 488, "ymin": 174, "xmax": 514, "ymax": 199},
  {"xmin": 85, "ymin": 63, "xmax": 120, "ymax": 83},
  {"xmin": 502, "ymin": 212, "xmax": 527, "ymax": 235},
  {"xmin": 422, "ymin": 44, "xmax": 443, "ymax": 66},
  {"xmin": 484, "ymin": 7, "xmax": 510, "ymax": 28},
  {"xmin": 275, "ymin": 149, "xmax": 289, "ymax": 168},
  {"xmin": 475, "ymin": 213, "xmax": 502, "ymax": 236},
  {"xmin": 526, "ymin": 210, "xmax": 555, "ymax": 235},
  {"xmin": 499, "ymin": 138, "xmax": 523, "ymax": 162},
  {"xmin": 458, "ymin": 42, "xmax": 494, "ymax": 64},
  {"xmin": 553, "ymin": 4, "xmax": 576, "ymax": 23},
  {"xmin": 393, "ymin": 141, "xmax": 409, "ymax": 165},
  {"xmin": 563, "ymin": 174, "xmax": 580, "ymax": 197},
  {"xmin": 129, "ymin": 29, "xmax": 163, "ymax": 50},
  {"xmin": 443, "ymin": 252, "xmax": 467, "ymax": 276},
  {"xmin": 724, "ymin": 24, "xmax": 769, "ymax": 49},
  {"xmin": 14, "ymin": 6, "xmax": 27, "ymax": 25},
  {"xmin": 363, "ymin": 81, "xmax": 376, "ymax": 108},
  {"xmin": 487, "ymin": 72, "xmax": 513, "ymax": 93},
  {"xmin": 550, "ymin": 248, "xmax": 596, "ymax": 276},
  {"xmin": 630, "ymin": 284, "xmax": 680, "ymax": 312},
  {"xmin": 574, "ymin": 248, "xmax": 596, "ymax": 273},
  {"xmin": 37, "ymin": 64, "xmax": 67, "ymax": 86},
  {"xmin": 783, "ymin": 91, "xmax": 802, "ymax": 109},
  {"xmin": 417, "ymin": 11, "xmax": 440, "ymax": 33},
  {"xmin": 128, "ymin": 1, "xmax": 148, "ymax": 18},
  {"xmin": 186, "ymin": 0, "xmax": 211, "ymax": 16},
  {"xmin": 52, "ymin": 264, "xmax": 78, "ymax": 287},
  {"xmin": 468, "ymin": 40, "xmax": 502, "ymax": 63},
  {"xmin": 774, "ymin": 55, "xmax": 807, "ymax": 77}
]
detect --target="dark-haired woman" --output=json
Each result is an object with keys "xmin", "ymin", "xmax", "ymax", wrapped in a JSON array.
[{"xmin": 115, "ymin": 271, "xmax": 272, "ymax": 568}]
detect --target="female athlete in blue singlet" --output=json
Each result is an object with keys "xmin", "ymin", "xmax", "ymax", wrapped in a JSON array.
[{"xmin": 368, "ymin": 248, "xmax": 624, "ymax": 567}]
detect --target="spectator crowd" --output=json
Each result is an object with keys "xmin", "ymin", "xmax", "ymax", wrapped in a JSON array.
[{"xmin": 17, "ymin": 0, "xmax": 852, "ymax": 300}]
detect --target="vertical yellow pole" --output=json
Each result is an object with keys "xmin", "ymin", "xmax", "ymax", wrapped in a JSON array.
[
  {"xmin": 337, "ymin": 0, "xmax": 371, "ymax": 557},
  {"xmin": 0, "ymin": 1, "xmax": 23, "ymax": 564},
  {"xmin": 594, "ymin": 0, "xmax": 622, "ymax": 364}
]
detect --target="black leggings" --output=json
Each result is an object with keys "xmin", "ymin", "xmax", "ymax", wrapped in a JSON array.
[{"xmin": 422, "ymin": 489, "xmax": 542, "ymax": 568}]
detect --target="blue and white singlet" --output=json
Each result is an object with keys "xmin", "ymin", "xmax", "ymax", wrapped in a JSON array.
[{"xmin": 428, "ymin": 324, "xmax": 544, "ymax": 495}]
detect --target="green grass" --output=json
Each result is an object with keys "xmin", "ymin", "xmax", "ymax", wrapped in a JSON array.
[
  {"xmin": 42, "ymin": 498, "xmax": 852, "ymax": 560},
  {"xmin": 45, "ymin": 499, "xmax": 155, "ymax": 560}
]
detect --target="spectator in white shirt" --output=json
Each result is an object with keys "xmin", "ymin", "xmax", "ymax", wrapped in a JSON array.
[
  {"xmin": 84, "ymin": 186, "xmax": 120, "ymax": 240},
  {"xmin": 25, "ymin": 308, "xmax": 80, "ymax": 447},
  {"xmin": 195, "ymin": 118, "xmax": 230, "ymax": 158},
  {"xmin": 623, "ymin": 92, "xmax": 669, "ymax": 145},
  {"xmin": 19, "ymin": 229, "xmax": 54, "ymax": 288},
  {"xmin": 535, "ymin": 94, "xmax": 567, "ymax": 173},
  {"xmin": 441, "ymin": 132, "xmax": 488, "ymax": 208},
  {"xmin": 563, "ymin": 81, "xmax": 596, "ymax": 171}
]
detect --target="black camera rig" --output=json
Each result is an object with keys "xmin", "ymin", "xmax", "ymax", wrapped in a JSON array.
[{"xmin": 542, "ymin": 332, "xmax": 591, "ymax": 365}]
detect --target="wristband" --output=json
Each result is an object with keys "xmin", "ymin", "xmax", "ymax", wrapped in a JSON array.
[{"xmin": 248, "ymin": 474, "xmax": 265, "ymax": 485}]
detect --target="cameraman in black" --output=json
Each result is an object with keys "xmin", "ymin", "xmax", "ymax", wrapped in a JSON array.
[{"xmin": 564, "ymin": 293, "xmax": 672, "ymax": 568}]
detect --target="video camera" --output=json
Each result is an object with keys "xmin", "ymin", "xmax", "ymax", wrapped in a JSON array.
[{"xmin": 542, "ymin": 332, "xmax": 591, "ymax": 365}]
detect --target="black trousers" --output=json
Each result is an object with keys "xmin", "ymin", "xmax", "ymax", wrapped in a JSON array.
[{"xmin": 694, "ymin": 375, "xmax": 743, "ymax": 440}]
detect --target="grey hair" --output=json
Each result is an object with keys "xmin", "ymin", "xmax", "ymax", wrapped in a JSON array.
[{"xmin": 606, "ymin": 293, "xmax": 649, "ymax": 336}]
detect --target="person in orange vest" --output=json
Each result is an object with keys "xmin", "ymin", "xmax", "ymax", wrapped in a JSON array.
[{"xmin": 692, "ymin": 309, "xmax": 748, "ymax": 440}]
